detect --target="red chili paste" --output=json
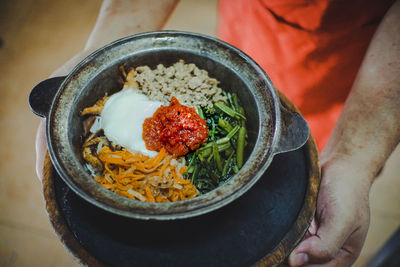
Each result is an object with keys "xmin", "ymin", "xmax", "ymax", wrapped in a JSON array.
[{"xmin": 143, "ymin": 97, "xmax": 208, "ymax": 157}]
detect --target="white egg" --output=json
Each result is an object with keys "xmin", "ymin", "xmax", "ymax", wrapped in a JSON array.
[{"xmin": 100, "ymin": 88, "xmax": 163, "ymax": 157}]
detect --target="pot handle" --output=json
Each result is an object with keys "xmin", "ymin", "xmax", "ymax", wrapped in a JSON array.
[
  {"xmin": 273, "ymin": 104, "xmax": 310, "ymax": 155},
  {"xmin": 29, "ymin": 76, "xmax": 66, "ymax": 118}
]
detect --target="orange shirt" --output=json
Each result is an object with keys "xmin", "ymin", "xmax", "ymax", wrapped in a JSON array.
[{"xmin": 217, "ymin": 0, "xmax": 394, "ymax": 150}]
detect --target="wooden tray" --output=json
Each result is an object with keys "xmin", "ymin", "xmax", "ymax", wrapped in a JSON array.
[{"xmin": 42, "ymin": 93, "xmax": 320, "ymax": 267}]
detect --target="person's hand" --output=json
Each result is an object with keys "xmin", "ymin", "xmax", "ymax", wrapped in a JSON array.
[
  {"xmin": 35, "ymin": 51, "xmax": 95, "ymax": 180},
  {"xmin": 288, "ymin": 156, "xmax": 373, "ymax": 266}
]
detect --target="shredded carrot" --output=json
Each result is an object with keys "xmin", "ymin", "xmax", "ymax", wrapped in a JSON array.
[
  {"xmin": 145, "ymin": 187, "xmax": 155, "ymax": 202},
  {"xmin": 94, "ymin": 146, "xmax": 198, "ymax": 202},
  {"xmin": 179, "ymin": 166, "xmax": 188, "ymax": 175}
]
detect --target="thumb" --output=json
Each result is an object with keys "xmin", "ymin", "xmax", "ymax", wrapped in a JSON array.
[
  {"xmin": 289, "ymin": 215, "xmax": 350, "ymax": 266},
  {"xmin": 35, "ymin": 119, "xmax": 47, "ymax": 181}
]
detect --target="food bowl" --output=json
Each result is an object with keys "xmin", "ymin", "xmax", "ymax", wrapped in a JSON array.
[{"xmin": 29, "ymin": 31, "xmax": 309, "ymax": 220}]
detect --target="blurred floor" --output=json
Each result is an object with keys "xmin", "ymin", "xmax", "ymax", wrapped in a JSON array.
[{"xmin": 0, "ymin": 0, "xmax": 398, "ymax": 266}]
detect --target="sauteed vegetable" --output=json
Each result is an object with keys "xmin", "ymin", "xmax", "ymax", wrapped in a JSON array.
[{"xmin": 184, "ymin": 92, "xmax": 247, "ymax": 194}]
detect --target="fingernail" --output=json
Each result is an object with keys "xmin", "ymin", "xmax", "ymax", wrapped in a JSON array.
[
  {"xmin": 293, "ymin": 253, "xmax": 308, "ymax": 266},
  {"xmin": 309, "ymin": 219, "xmax": 317, "ymax": 235}
]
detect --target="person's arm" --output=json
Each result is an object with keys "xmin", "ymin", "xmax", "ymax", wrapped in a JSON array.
[
  {"xmin": 85, "ymin": 0, "xmax": 179, "ymax": 51},
  {"xmin": 289, "ymin": 1, "xmax": 400, "ymax": 266},
  {"xmin": 49, "ymin": 0, "xmax": 179, "ymax": 78},
  {"xmin": 323, "ymin": 0, "xmax": 400, "ymax": 187},
  {"xmin": 36, "ymin": 0, "xmax": 179, "ymax": 179}
]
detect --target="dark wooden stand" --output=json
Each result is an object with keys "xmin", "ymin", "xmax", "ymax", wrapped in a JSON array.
[{"xmin": 42, "ymin": 92, "xmax": 321, "ymax": 267}]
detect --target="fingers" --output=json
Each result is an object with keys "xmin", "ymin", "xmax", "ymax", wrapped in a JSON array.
[
  {"xmin": 286, "ymin": 218, "xmax": 316, "ymax": 265},
  {"xmin": 289, "ymin": 252, "xmax": 309, "ymax": 266},
  {"xmin": 290, "ymin": 218, "xmax": 350, "ymax": 265},
  {"xmin": 288, "ymin": 210, "xmax": 369, "ymax": 267},
  {"xmin": 288, "ymin": 207, "xmax": 352, "ymax": 265},
  {"xmin": 35, "ymin": 119, "xmax": 47, "ymax": 181},
  {"xmin": 289, "ymin": 236, "xmax": 340, "ymax": 266},
  {"xmin": 289, "ymin": 239, "xmax": 358, "ymax": 267},
  {"xmin": 301, "ymin": 248, "xmax": 355, "ymax": 267},
  {"xmin": 323, "ymin": 220, "xmax": 370, "ymax": 267}
]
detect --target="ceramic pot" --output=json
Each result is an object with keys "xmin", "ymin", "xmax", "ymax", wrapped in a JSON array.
[{"xmin": 29, "ymin": 31, "xmax": 309, "ymax": 220}]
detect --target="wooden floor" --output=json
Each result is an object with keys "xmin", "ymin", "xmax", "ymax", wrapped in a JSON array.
[{"xmin": 0, "ymin": 0, "xmax": 398, "ymax": 266}]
